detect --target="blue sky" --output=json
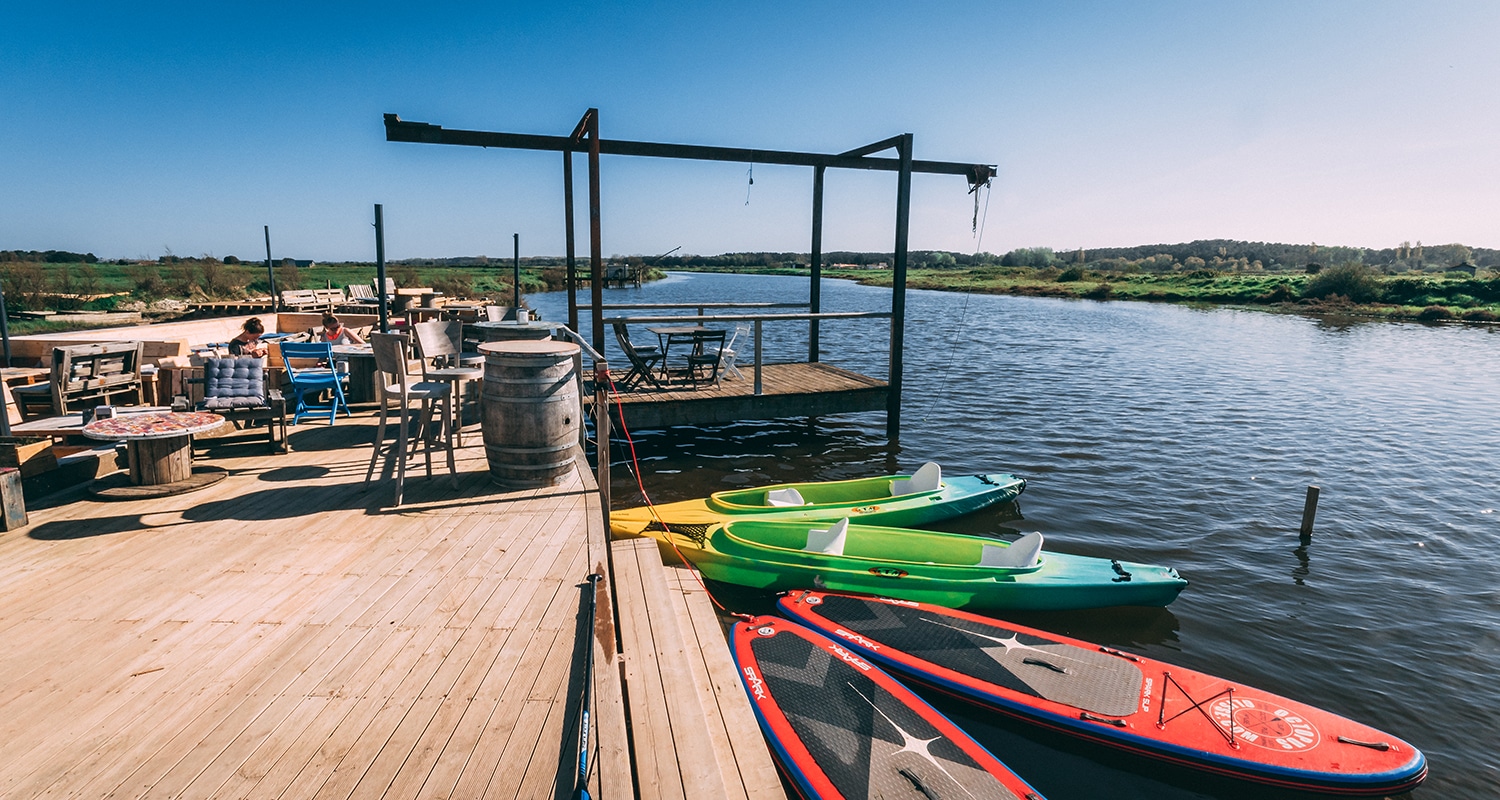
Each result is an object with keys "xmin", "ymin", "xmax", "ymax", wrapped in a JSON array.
[{"xmin": 3, "ymin": 1, "xmax": 1497, "ymax": 261}]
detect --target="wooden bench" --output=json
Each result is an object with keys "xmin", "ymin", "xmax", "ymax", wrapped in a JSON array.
[
  {"xmin": 11, "ymin": 342, "xmax": 146, "ymax": 421},
  {"xmin": 610, "ymin": 537, "xmax": 784, "ymax": 800},
  {"xmin": 279, "ymin": 289, "xmax": 331, "ymax": 311}
]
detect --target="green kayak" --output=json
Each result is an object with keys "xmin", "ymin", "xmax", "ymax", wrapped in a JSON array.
[
  {"xmin": 610, "ymin": 462, "xmax": 1026, "ymax": 549},
  {"xmin": 691, "ymin": 518, "xmax": 1187, "ymax": 611}
]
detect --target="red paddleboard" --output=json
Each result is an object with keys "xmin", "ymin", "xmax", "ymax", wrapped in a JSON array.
[
  {"xmin": 779, "ymin": 591, "xmax": 1426, "ymax": 797},
  {"xmin": 731, "ymin": 615, "xmax": 1045, "ymax": 800}
]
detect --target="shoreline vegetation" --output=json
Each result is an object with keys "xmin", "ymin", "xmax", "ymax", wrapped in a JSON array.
[{"xmin": 2, "ymin": 238, "xmax": 1497, "ymax": 334}]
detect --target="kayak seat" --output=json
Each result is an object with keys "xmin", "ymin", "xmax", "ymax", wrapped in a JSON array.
[
  {"xmin": 804, "ymin": 518, "xmax": 849, "ymax": 555},
  {"xmin": 766, "ymin": 487, "xmax": 806, "ymax": 507},
  {"xmin": 891, "ymin": 462, "xmax": 942, "ymax": 496},
  {"xmin": 980, "ymin": 531, "xmax": 1044, "ymax": 568}
]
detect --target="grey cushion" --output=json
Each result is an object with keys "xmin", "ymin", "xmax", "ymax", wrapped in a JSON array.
[{"xmin": 202, "ymin": 357, "xmax": 267, "ymax": 407}]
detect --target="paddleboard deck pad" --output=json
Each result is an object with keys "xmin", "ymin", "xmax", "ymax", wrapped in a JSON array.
[
  {"xmin": 731, "ymin": 615, "xmax": 1043, "ymax": 800},
  {"xmin": 779, "ymin": 591, "xmax": 1426, "ymax": 797}
]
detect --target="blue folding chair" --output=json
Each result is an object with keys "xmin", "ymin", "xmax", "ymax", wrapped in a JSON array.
[{"xmin": 279, "ymin": 341, "xmax": 351, "ymax": 424}]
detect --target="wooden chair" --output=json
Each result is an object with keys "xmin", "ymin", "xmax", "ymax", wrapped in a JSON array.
[
  {"xmin": 364, "ymin": 332, "xmax": 456, "ymax": 506},
  {"xmin": 410, "ymin": 320, "xmax": 483, "ymax": 447}
]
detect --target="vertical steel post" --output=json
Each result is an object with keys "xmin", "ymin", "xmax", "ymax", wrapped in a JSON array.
[
  {"xmin": 586, "ymin": 109, "xmax": 605, "ymax": 352},
  {"xmin": 887, "ymin": 134, "xmax": 912, "ymax": 440},
  {"xmin": 809, "ymin": 165, "xmax": 824, "ymax": 363},
  {"xmin": 374, "ymin": 204, "xmax": 389, "ymax": 333},
  {"xmin": 0, "ymin": 277, "xmax": 10, "ymax": 435},
  {"xmin": 563, "ymin": 149, "xmax": 578, "ymax": 333},
  {"xmin": 264, "ymin": 225, "xmax": 277, "ymax": 312},
  {"xmin": 512, "ymin": 233, "xmax": 521, "ymax": 308}
]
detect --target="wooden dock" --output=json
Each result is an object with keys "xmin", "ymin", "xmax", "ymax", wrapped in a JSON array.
[
  {"xmin": 597, "ymin": 362, "xmax": 887, "ymax": 429},
  {"xmin": 0, "ymin": 417, "xmax": 782, "ymax": 799}
]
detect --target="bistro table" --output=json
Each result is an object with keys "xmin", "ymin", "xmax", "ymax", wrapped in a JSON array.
[
  {"xmin": 645, "ymin": 325, "xmax": 718, "ymax": 382},
  {"xmin": 82, "ymin": 411, "xmax": 227, "ymax": 498}
]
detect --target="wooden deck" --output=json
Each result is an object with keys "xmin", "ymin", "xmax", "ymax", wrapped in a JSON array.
[
  {"xmin": 0, "ymin": 415, "xmax": 781, "ymax": 799},
  {"xmin": 596, "ymin": 362, "xmax": 887, "ymax": 429}
]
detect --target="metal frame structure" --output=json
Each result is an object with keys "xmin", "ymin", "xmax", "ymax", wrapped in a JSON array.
[{"xmin": 383, "ymin": 110, "xmax": 992, "ymax": 438}]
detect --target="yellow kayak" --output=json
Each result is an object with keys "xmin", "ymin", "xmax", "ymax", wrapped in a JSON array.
[{"xmin": 610, "ymin": 463, "xmax": 1025, "ymax": 552}]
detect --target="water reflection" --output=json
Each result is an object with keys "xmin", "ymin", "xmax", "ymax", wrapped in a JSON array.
[{"xmin": 531, "ymin": 274, "xmax": 1500, "ymax": 798}]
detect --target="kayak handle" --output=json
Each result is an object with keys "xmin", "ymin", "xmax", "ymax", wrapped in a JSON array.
[
  {"xmin": 1080, "ymin": 712, "xmax": 1127, "ymax": 727},
  {"xmin": 1110, "ymin": 560, "xmax": 1133, "ymax": 582},
  {"xmin": 1338, "ymin": 736, "xmax": 1392, "ymax": 751},
  {"xmin": 1022, "ymin": 657, "xmax": 1069, "ymax": 674}
]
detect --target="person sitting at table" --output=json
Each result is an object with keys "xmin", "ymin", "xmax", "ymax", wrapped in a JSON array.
[
  {"xmin": 228, "ymin": 317, "xmax": 268, "ymax": 358},
  {"xmin": 319, "ymin": 313, "xmax": 365, "ymax": 345}
]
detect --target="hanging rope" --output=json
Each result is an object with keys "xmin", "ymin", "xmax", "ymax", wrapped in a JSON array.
[
  {"xmin": 744, "ymin": 165, "xmax": 754, "ymax": 205},
  {"xmin": 608, "ymin": 376, "xmax": 742, "ymax": 617},
  {"xmin": 920, "ymin": 287, "xmax": 972, "ymax": 424},
  {"xmin": 966, "ymin": 164, "xmax": 995, "ymax": 252}
]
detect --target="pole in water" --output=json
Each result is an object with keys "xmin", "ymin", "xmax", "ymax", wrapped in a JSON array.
[
  {"xmin": 1299, "ymin": 485, "xmax": 1320, "ymax": 542},
  {"xmin": 574, "ymin": 572, "xmax": 601, "ymax": 800}
]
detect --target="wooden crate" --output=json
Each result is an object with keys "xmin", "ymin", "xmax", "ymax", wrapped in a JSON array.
[{"xmin": 0, "ymin": 436, "xmax": 58, "ymax": 478}]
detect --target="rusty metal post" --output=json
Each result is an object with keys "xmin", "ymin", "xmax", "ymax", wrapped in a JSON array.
[
  {"xmin": 887, "ymin": 134, "xmax": 912, "ymax": 440},
  {"xmin": 563, "ymin": 150, "xmax": 578, "ymax": 333},
  {"xmin": 584, "ymin": 110, "xmax": 605, "ymax": 352},
  {"xmin": 809, "ymin": 165, "xmax": 824, "ymax": 363}
]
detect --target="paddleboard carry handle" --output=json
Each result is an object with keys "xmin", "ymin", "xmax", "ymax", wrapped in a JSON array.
[
  {"xmin": 1023, "ymin": 656, "xmax": 1069, "ymax": 674},
  {"xmin": 1338, "ymin": 735, "xmax": 1393, "ymax": 751},
  {"xmin": 1099, "ymin": 645, "xmax": 1140, "ymax": 662},
  {"xmin": 1080, "ymin": 711, "xmax": 1127, "ymax": 727}
]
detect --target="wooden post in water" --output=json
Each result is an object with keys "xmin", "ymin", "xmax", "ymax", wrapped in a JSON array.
[{"xmin": 1300, "ymin": 485, "xmax": 1320, "ymax": 540}]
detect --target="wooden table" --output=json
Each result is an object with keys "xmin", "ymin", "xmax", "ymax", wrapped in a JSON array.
[
  {"xmin": 12, "ymin": 406, "xmax": 173, "ymax": 440},
  {"xmin": 82, "ymin": 411, "xmax": 227, "ymax": 498},
  {"xmin": 331, "ymin": 344, "xmax": 377, "ymax": 404}
]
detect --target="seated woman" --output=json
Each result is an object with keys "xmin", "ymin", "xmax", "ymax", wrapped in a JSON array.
[
  {"xmin": 228, "ymin": 317, "xmax": 268, "ymax": 358},
  {"xmin": 319, "ymin": 313, "xmax": 365, "ymax": 345}
]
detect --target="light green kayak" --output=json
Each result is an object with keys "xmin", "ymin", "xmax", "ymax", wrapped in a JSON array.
[
  {"xmin": 690, "ymin": 518, "xmax": 1187, "ymax": 611},
  {"xmin": 610, "ymin": 463, "xmax": 1026, "ymax": 551}
]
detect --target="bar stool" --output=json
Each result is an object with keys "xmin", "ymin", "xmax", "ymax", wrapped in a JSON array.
[{"xmin": 364, "ymin": 332, "xmax": 456, "ymax": 506}]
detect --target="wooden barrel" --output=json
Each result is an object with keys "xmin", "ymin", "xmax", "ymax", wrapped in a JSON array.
[{"xmin": 479, "ymin": 340, "xmax": 581, "ymax": 487}]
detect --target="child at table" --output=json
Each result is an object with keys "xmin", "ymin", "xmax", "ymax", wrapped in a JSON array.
[{"xmin": 319, "ymin": 313, "xmax": 364, "ymax": 345}]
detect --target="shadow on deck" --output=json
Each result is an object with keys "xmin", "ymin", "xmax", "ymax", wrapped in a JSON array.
[{"xmin": 0, "ymin": 414, "xmax": 782, "ymax": 799}]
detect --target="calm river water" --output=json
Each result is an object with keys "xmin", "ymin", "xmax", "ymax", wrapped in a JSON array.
[{"xmin": 528, "ymin": 272, "xmax": 1499, "ymax": 799}]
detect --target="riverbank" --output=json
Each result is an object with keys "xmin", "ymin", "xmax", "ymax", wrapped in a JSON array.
[{"xmin": 676, "ymin": 264, "xmax": 1500, "ymax": 324}]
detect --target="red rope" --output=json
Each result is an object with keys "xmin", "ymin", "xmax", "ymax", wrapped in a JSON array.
[{"xmin": 606, "ymin": 373, "xmax": 739, "ymax": 616}]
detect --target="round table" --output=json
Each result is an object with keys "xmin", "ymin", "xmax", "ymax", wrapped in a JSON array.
[
  {"xmin": 472, "ymin": 320, "xmax": 560, "ymax": 343},
  {"xmin": 83, "ymin": 411, "xmax": 228, "ymax": 498}
]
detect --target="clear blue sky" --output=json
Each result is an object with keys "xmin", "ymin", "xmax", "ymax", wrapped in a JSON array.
[{"xmin": 3, "ymin": 1, "xmax": 1497, "ymax": 262}]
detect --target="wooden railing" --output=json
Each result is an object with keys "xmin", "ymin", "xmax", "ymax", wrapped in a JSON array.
[{"xmin": 602, "ymin": 311, "xmax": 892, "ymax": 395}]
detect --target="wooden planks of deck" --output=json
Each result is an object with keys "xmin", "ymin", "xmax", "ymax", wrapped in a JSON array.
[
  {"xmin": 0, "ymin": 420, "xmax": 626, "ymax": 800},
  {"xmin": 597, "ymin": 362, "xmax": 887, "ymax": 429}
]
